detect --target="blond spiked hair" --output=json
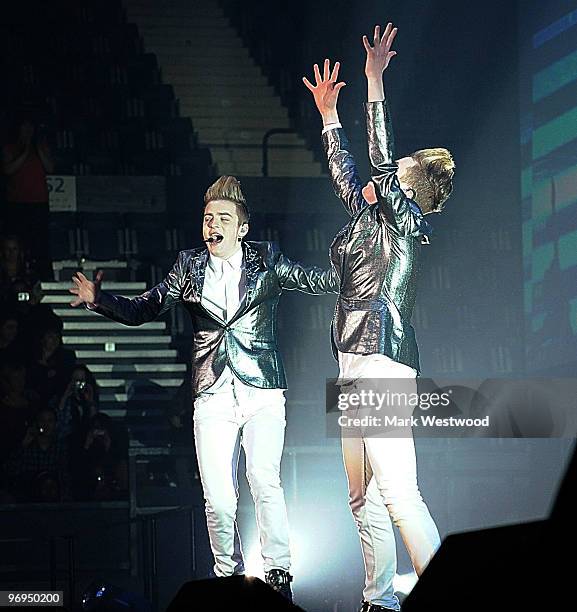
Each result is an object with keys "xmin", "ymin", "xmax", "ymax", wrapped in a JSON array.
[
  {"xmin": 204, "ymin": 175, "xmax": 249, "ymax": 223},
  {"xmin": 405, "ymin": 148, "xmax": 455, "ymax": 212}
]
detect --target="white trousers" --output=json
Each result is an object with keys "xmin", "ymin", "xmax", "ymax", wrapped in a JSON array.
[
  {"xmin": 193, "ymin": 379, "xmax": 291, "ymax": 577},
  {"xmin": 340, "ymin": 356, "xmax": 440, "ymax": 610}
]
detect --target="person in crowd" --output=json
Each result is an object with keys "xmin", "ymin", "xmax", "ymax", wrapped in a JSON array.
[
  {"xmin": 2, "ymin": 407, "xmax": 68, "ymax": 502},
  {"xmin": 0, "ymin": 361, "xmax": 40, "ymax": 467},
  {"xmin": 28, "ymin": 321, "xmax": 76, "ymax": 405},
  {"xmin": 0, "ymin": 234, "xmax": 40, "ymax": 305},
  {"xmin": 53, "ymin": 363, "xmax": 100, "ymax": 447},
  {"xmin": 1, "ymin": 118, "xmax": 54, "ymax": 280},
  {"xmin": 0, "ymin": 308, "xmax": 22, "ymax": 363},
  {"xmin": 73, "ymin": 412, "xmax": 129, "ymax": 501},
  {"xmin": 6, "ymin": 278, "xmax": 61, "ymax": 352}
]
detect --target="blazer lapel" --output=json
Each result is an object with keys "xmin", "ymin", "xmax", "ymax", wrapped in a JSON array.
[
  {"xmin": 227, "ymin": 242, "xmax": 261, "ymax": 324},
  {"xmin": 189, "ymin": 249, "xmax": 208, "ymax": 303},
  {"xmin": 243, "ymin": 241, "xmax": 261, "ymax": 305}
]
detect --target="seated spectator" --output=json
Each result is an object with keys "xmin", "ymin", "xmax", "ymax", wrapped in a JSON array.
[
  {"xmin": 7, "ymin": 279, "xmax": 61, "ymax": 352},
  {"xmin": 0, "ymin": 308, "xmax": 23, "ymax": 363},
  {"xmin": 28, "ymin": 322, "xmax": 76, "ymax": 405},
  {"xmin": 2, "ymin": 407, "xmax": 68, "ymax": 502},
  {"xmin": 72, "ymin": 412, "xmax": 128, "ymax": 501},
  {"xmin": 0, "ymin": 361, "xmax": 41, "ymax": 467},
  {"xmin": 53, "ymin": 364, "xmax": 100, "ymax": 444},
  {"xmin": 0, "ymin": 234, "xmax": 40, "ymax": 306},
  {"xmin": 167, "ymin": 376, "xmax": 193, "ymax": 447},
  {"xmin": 1, "ymin": 118, "xmax": 54, "ymax": 280}
]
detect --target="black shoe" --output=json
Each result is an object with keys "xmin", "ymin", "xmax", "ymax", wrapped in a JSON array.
[
  {"xmin": 359, "ymin": 602, "xmax": 398, "ymax": 612},
  {"xmin": 265, "ymin": 568, "xmax": 293, "ymax": 602}
]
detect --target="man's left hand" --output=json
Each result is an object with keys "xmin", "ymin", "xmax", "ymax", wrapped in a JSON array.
[{"xmin": 364, "ymin": 23, "xmax": 398, "ymax": 79}]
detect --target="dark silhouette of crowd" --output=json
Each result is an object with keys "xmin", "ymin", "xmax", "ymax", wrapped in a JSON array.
[{"xmin": 0, "ymin": 234, "xmax": 128, "ymax": 504}]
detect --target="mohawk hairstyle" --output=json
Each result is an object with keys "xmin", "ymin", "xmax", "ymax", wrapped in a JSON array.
[{"xmin": 204, "ymin": 175, "xmax": 249, "ymax": 223}]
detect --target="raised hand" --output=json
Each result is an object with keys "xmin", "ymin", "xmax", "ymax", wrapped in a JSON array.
[
  {"xmin": 363, "ymin": 23, "xmax": 398, "ymax": 79},
  {"xmin": 302, "ymin": 59, "xmax": 346, "ymax": 125},
  {"xmin": 69, "ymin": 270, "xmax": 103, "ymax": 307}
]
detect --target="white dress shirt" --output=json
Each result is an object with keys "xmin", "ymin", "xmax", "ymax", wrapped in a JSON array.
[
  {"xmin": 202, "ymin": 246, "xmax": 245, "ymax": 323},
  {"xmin": 200, "ymin": 246, "xmax": 245, "ymax": 393}
]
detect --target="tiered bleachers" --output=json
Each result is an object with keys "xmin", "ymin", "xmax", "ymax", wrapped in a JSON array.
[{"xmin": 1, "ymin": 0, "xmax": 212, "ymax": 177}]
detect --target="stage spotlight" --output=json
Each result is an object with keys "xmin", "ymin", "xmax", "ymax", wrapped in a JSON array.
[
  {"xmin": 81, "ymin": 581, "xmax": 151, "ymax": 612},
  {"xmin": 244, "ymin": 543, "xmax": 265, "ymax": 579},
  {"xmin": 244, "ymin": 532, "xmax": 304, "ymax": 580}
]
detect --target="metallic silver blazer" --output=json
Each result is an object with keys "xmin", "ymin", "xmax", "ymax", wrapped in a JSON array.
[
  {"xmin": 90, "ymin": 241, "xmax": 338, "ymax": 395},
  {"xmin": 324, "ymin": 100, "xmax": 432, "ymax": 373}
]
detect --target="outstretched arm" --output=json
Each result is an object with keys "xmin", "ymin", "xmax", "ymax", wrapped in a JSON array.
[
  {"xmin": 303, "ymin": 59, "xmax": 366, "ymax": 216},
  {"xmin": 274, "ymin": 249, "xmax": 339, "ymax": 295},
  {"xmin": 364, "ymin": 24, "xmax": 430, "ymax": 237},
  {"xmin": 364, "ymin": 23, "xmax": 398, "ymax": 168},
  {"xmin": 69, "ymin": 252, "xmax": 187, "ymax": 325}
]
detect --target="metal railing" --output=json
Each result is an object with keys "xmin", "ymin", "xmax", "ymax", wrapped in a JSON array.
[
  {"xmin": 262, "ymin": 128, "xmax": 297, "ymax": 177},
  {"xmin": 0, "ymin": 503, "xmax": 199, "ymax": 612}
]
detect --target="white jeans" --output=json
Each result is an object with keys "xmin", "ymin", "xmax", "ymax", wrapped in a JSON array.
[
  {"xmin": 193, "ymin": 378, "xmax": 291, "ymax": 577},
  {"xmin": 340, "ymin": 355, "xmax": 440, "ymax": 610}
]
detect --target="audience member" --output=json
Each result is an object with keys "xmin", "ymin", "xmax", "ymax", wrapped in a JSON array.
[
  {"xmin": 54, "ymin": 364, "xmax": 99, "ymax": 444},
  {"xmin": 72, "ymin": 412, "xmax": 128, "ymax": 501},
  {"xmin": 1, "ymin": 118, "xmax": 54, "ymax": 280},
  {"xmin": 0, "ymin": 234, "xmax": 40, "ymax": 305},
  {"xmin": 28, "ymin": 322, "xmax": 76, "ymax": 405},
  {"xmin": 2, "ymin": 407, "xmax": 68, "ymax": 502},
  {"xmin": 6, "ymin": 278, "xmax": 61, "ymax": 352},
  {"xmin": 0, "ymin": 361, "xmax": 41, "ymax": 467},
  {"xmin": 168, "ymin": 376, "xmax": 193, "ymax": 447},
  {"xmin": 0, "ymin": 308, "xmax": 23, "ymax": 363}
]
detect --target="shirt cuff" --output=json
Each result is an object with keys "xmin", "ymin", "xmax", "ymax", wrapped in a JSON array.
[{"xmin": 322, "ymin": 122, "xmax": 342, "ymax": 134}]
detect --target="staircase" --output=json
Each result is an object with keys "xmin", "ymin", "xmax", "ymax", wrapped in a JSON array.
[
  {"xmin": 42, "ymin": 270, "xmax": 188, "ymax": 445},
  {"xmin": 123, "ymin": 0, "xmax": 323, "ymax": 177}
]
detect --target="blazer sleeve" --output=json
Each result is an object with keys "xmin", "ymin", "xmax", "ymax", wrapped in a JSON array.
[
  {"xmin": 322, "ymin": 127, "xmax": 368, "ymax": 217},
  {"xmin": 87, "ymin": 251, "xmax": 187, "ymax": 326},
  {"xmin": 272, "ymin": 246, "xmax": 339, "ymax": 294},
  {"xmin": 366, "ymin": 100, "xmax": 431, "ymax": 238}
]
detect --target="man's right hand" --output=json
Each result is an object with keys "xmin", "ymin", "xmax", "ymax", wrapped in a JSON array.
[
  {"xmin": 363, "ymin": 23, "xmax": 398, "ymax": 79},
  {"xmin": 69, "ymin": 270, "xmax": 103, "ymax": 307},
  {"xmin": 302, "ymin": 59, "xmax": 346, "ymax": 126}
]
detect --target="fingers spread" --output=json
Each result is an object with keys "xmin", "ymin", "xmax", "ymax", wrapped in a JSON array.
[
  {"xmin": 302, "ymin": 76, "xmax": 315, "ymax": 91},
  {"xmin": 382, "ymin": 22, "xmax": 392, "ymax": 43},
  {"xmin": 362, "ymin": 35, "xmax": 372, "ymax": 53},
  {"xmin": 95, "ymin": 269, "xmax": 104, "ymax": 283},
  {"xmin": 313, "ymin": 63, "xmax": 321, "ymax": 85},
  {"xmin": 323, "ymin": 58, "xmax": 330, "ymax": 81},
  {"xmin": 330, "ymin": 61, "xmax": 340, "ymax": 82}
]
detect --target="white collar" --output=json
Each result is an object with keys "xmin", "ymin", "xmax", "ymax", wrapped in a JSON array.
[{"xmin": 208, "ymin": 245, "xmax": 244, "ymax": 273}]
